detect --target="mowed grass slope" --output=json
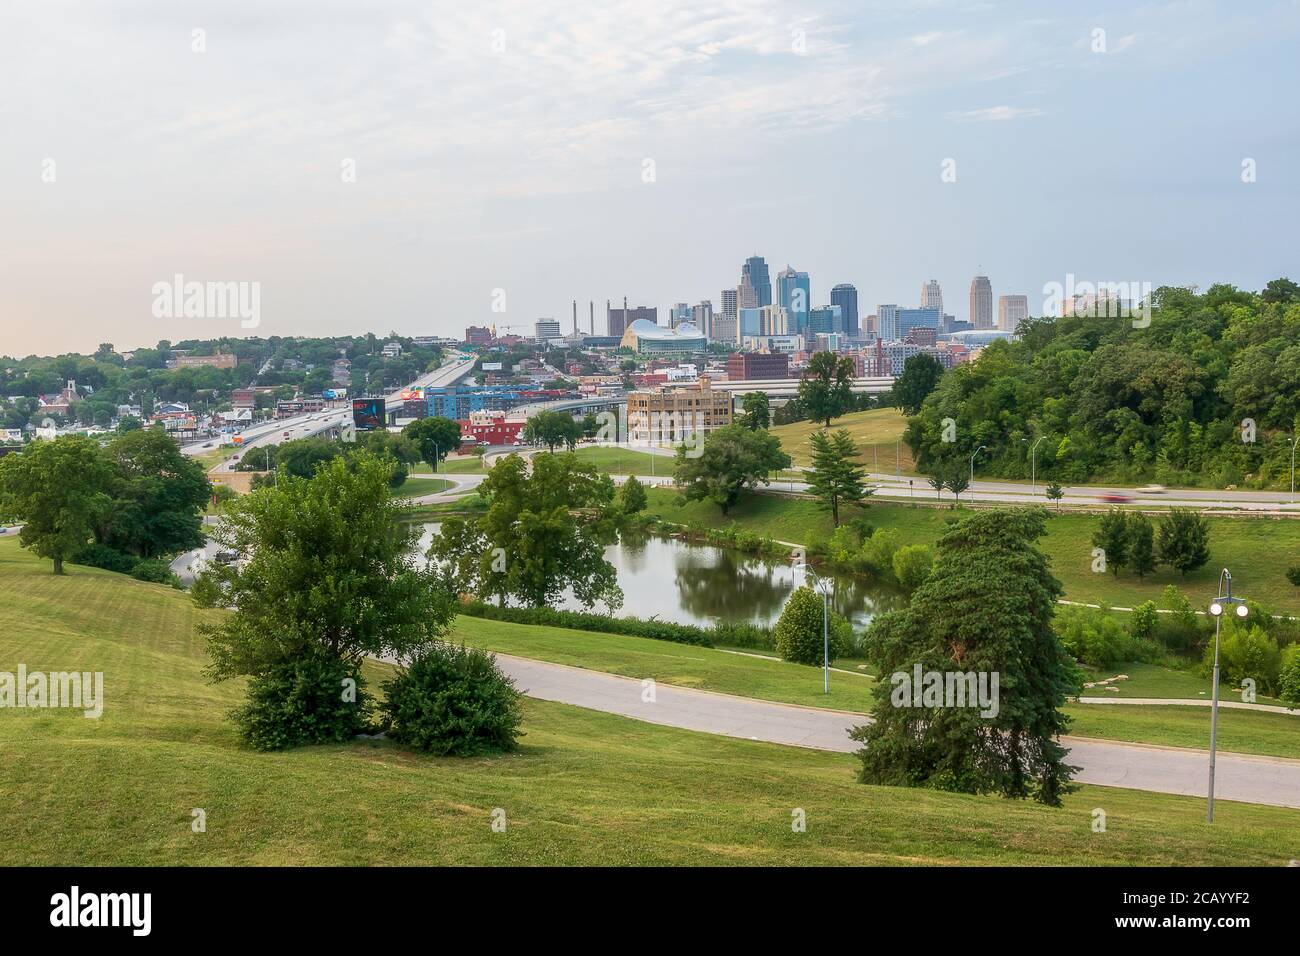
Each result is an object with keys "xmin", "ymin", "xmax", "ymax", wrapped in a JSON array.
[
  {"xmin": 641, "ymin": 489, "xmax": 1300, "ymax": 612},
  {"xmin": 3, "ymin": 536, "xmax": 1300, "ymax": 865},
  {"xmin": 770, "ymin": 408, "xmax": 912, "ymax": 472}
]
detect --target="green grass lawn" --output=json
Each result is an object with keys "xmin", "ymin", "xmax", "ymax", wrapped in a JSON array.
[
  {"xmin": 5, "ymin": 535, "xmax": 1300, "ymax": 864},
  {"xmin": 395, "ymin": 476, "xmax": 454, "ymax": 497},
  {"xmin": 413, "ymin": 456, "xmax": 489, "ymax": 475},
  {"xmin": 573, "ymin": 446, "xmax": 667, "ymax": 475},
  {"xmin": 450, "ymin": 615, "xmax": 1300, "ymax": 760},
  {"xmin": 642, "ymin": 488, "xmax": 1300, "ymax": 613},
  {"xmin": 770, "ymin": 408, "xmax": 913, "ymax": 472},
  {"xmin": 1076, "ymin": 661, "xmax": 1287, "ymax": 707}
]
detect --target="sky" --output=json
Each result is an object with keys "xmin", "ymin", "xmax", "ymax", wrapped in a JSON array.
[{"xmin": 2, "ymin": 0, "xmax": 1299, "ymax": 357}]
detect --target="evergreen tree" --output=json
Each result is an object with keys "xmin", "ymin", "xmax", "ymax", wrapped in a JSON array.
[
  {"xmin": 806, "ymin": 429, "xmax": 871, "ymax": 526},
  {"xmin": 851, "ymin": 509, "xmax": 1078, "ymax": 805}
]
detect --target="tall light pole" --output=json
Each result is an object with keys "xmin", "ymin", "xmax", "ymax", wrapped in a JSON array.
[
  {"xmin": 1290, "ymin": 436, "xmax": 1297, "ymax": 502},
  {"xmin": 1206, "ymin": 568, "xmax": 1249, "ymax": 824},
  {"xmin": 1022, "ymin": 436, "xmax": 1045, "ymax": 493},
  {"xmin": 970, "ymin": 444, "xmax": 986, "ymax": 485}
]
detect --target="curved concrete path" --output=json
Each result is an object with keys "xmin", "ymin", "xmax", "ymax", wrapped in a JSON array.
[{"xmin": 492, "ymin": 652, "xmax": 1300, "ymax": 810}]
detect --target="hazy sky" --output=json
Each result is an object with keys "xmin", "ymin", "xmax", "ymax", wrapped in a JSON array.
[{"xmin": 3, "ymin": 0, "xmax": 1298, "ymax": 357}]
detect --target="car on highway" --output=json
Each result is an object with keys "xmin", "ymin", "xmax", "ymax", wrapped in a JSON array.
[
  {"xmin": 283, "ymin": 430, "xmax": 291, "ymax": 438},
  {"xmin": 1137, "ymin": 484, "xmax": 1167, "ymax": 494},
  {"xmin": 1099, "ymin": 492, "xmax": 1133, "ymax": 503}
]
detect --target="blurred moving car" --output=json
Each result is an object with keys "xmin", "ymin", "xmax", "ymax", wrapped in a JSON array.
[
  {"xmin": 1137, "ymin": 484, "xmax": 1167, "ymax": 494},
  {"xmin": 1099, "ymin": 492, "xmax": 1133, "ymax": 503}
]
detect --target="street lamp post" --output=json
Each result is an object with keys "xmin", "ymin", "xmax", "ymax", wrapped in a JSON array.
[
  {"xmin": 1022, "ymin": 436, "xmax": 1045, "ymax": 493},
  {"xmin": 970, "ymin": 444, "xmax": 986, "ymax": 485},
  {"xmin": 1207, "ymin": 569, "xmax": 1249, "ymax": 824}
]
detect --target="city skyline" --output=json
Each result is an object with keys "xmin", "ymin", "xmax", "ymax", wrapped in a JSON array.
[{"xmin": 3, "ymin": 0, "xmax": 1299, "ymax": 356}]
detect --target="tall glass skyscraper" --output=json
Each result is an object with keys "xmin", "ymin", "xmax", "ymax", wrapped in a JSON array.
[
  {"xmin": 742, "ymin": 255, "xmax": 772, "ymax": 308},
  {"xmin": 776, "ymin": 266, "xmax": 810, "ymax": 333},
  {"xmin": 830, "ymin": 283, "xmax": 858, "ymax": 338}
]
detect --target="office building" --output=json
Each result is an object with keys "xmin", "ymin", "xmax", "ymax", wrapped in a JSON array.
[
  {"xmin": 921, "ymin": 279, "xmax": 943, "ymax": 314},
  {"xmin": 830, "ymin": 283, "xmax": 859, "ymax": 338},
  {"xmin": 896, "ymin": 307, "xmax": 941, "ymax": 341},
  {"xmin": 464, "ymin": 326, "xmax": 493, "ymax": 346},
  {"xmin": 808, "ymin": 305, "xmax": 843, "ymax": 336},
  {"xmin": 627, "ymin": 376, "xmax": 733, "ymax": 446},
  {"xmin": 877, "ymin": 304, "xmax": 899, "ymax": 341},
  {"xmin": 904, "ymin": 327, "xmax": 937, "ymax": 347},
  {"xmin": 998, "ymin": 294, "xmax": 1029, "ymax": 332},
  {"xmin": 669, "ymin": 303, "xmax": 692, "ymax": 328},
  {"xmin": 727, "ymin": 352, "xmax": 791, "ymax": 381},
  {"xmin": 691, "ymin": 301, "xmax": 714, "ymax": 339},
  {"xmin": 777, "ymin": 266, "xmax": 811, "ymax": 333},
  {"xmin": 969, "ymin": 275, "xmax": 993, "ymax": 330},
  {"xmin": 741, "ymin": 255, "xmax": 772, "ymax": 307},
  {"xmin": 607, "ymin": 300, "xmax": 658, "ymax": 338},
  {"xmin": 534, "ymin": 319, "xmax": 562, "ymax": 342},
  {"xmin": 739, "ymin": 307, "xmax": 763, "ymax": 337}
]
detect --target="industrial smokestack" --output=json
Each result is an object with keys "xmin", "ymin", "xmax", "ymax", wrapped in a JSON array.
[{"xmin": 589, "ymin": 301, "xmax": 594, "ymax": 334}]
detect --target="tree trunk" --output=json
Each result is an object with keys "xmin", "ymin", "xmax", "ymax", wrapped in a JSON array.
[{"xmin": 53, "ymin": 553, "xmax": 64, "ymax": 575}]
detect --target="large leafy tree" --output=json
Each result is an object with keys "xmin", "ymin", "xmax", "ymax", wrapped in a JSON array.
[
  {"xmin": 97, "ymin": 428, "xmax": 211, "ymax": 559},
  {"xmin": 194, "ymin": 453, "xmax": 456, "ymax": 680},
  {"xmin": 673, "ymin": 423, "xmax": 791, "ymax": 515},
  {"xmin": 893, "ymin": 353, "xmax": 944, "ymax": 415},
  {"xmin": 402, "ymin": 416, "xmax": 462, "ymax": 468},
  {"xmin": 798, "ymin": 351, "xmax": 855, "ymax": 427},
  {"xmin": 1158, "ymin": 508, "xmax": 1211, "ymax": 576},
  {"xmin": 851, "ymin": 509, "xmax": 1078, "ymax": 805},
  {"xmin": 522, "ymin": 410, "xmax": 582, "ymax": 452},
  {"xmin": 738, "ymin": 391, "xmax": 771, "ymax": 430},
  {"xmin": 0, "ymin": 436, "xmax": 114, "ymax": 574},
  {"xmin": 806, "ymin": 429, "xmax": 871, "ymax": 526},
  {"xmin": 431, "ymin": 452, "xmax": 622, "ymax": 609}
]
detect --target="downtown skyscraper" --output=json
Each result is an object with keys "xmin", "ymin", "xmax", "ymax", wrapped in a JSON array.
[
  {"xmin": 776, "ymin": 266, "xmax": 810, "ymax": 333},
  {"xmin": 831, "ymin": 283, "xmax": 859, "ymax": 338},
  {"xmin": 742, "ymin": 255, "xmax": 772, "ymax": 308},
  {"xmin": 969, "ymin": 275, "xmax": 993, "ymax": 330}
]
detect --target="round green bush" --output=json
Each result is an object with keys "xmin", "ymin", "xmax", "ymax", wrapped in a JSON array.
[
  {"xmin": 774, "ymin": 585, "xmax": 850, "ymax": 665},
  {"xmin": 129, "ymin": 558, "xmax": 181, "ymax": 587},
  {"xmin": 233, "ymin": 652, "xmax": 370, "ymax": 751},
  {"xmin": 1279, "ymin": 645, "xmax": 1300, "ymax": 708},
  {"xmin": 380, "ymin": 643, "xmax": 522, "ymax": 755},
  {"xmin": 1287, "ymin": 565, "xmax": 1300, "ymax": 587}
]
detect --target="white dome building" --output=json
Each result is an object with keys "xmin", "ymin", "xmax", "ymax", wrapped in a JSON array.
[{"xmin": 619, "ymin": 319, "xmax": 707, "ymax": 354}]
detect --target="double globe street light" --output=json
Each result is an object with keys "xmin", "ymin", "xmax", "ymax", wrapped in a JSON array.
[{"xmin": 1206, "ymin": 568, "xmax": 1249, "ymax": 824}]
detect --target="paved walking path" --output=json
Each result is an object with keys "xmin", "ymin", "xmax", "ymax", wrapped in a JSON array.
[{"xmin": 492, "ymin": 653, "xmax": 1300, "ymax": 810}]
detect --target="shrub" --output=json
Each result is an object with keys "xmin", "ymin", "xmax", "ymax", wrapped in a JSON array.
[
  {"xmin": 71, "ymin": 543, "xmax": 138, "ymax": 575},
  {"xmin": 458, "ymin": 600, "xmax": 716, "ymax": 646},
  {"xmin": 233, "ymin": 653, "xmax": 370, "ymax": 751},
  {"xmin": 1288, "ymin": 565, "xmax": 1300, "ymax": 587},
  {"xmin": 891, "ymin": 544, "xmax": 932, "ymax": 590},
  {"xmin": 1129, "ymin": 600, "xmax": 1159, "ymax": 642},
  {"xmin": 380, "ymin": 643, "xmax": 523, "ymax": 756},
  {"xmin": 1054, "ymin": 605, "xmax": 1133, "ymax": 668},
  {"xmin": 861, "ymin": 528, "xmax": 900, "ymax": 577},
  {"xmin": 1280, "ymin": 645, "xmax": 1300, "ymax": 707},
  {"xmin": 1158, "ymin": 584, "xmax": 1204, "ymax": 651},
  {"xmin": 1202, "ymin": 622, "xmax": 1282, "ymax": 695},
  {"xmin": 130, "ymin": 558, "xmax": 182, "ymax": 588},
  {"xmin": 620, "ymin": 475, "xmax": 647, "ymax": 514},
  {"xmin": 774, "ymin": 586, "xmax": 850, "ymax": 665}
]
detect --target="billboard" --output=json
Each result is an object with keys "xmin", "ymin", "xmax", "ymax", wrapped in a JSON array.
[
  {"xmin": 399, "ymin": 388, "xmax": 425, "ymax": 401},
  {"xmin": 480, "ymin": 362, "xmax": 503, "ymax": 371},
  {"xmin": 351, "ymin": 398, "xmax": 386, "ymax": 431},
  {"xmin": 322, "ymin": 388, "xmax": 348, "ymax": 400}
]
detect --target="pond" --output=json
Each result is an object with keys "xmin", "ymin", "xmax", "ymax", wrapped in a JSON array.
[{"xmin": 415, "ymin": 524, "xmax": 904, "ymax": 631}]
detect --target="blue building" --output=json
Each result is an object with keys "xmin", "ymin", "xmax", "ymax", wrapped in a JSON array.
[
  {"xmin": 830, "ymin": 284, "xmax": 859, "ymax": 338},
  {"xmin": 808, "ymin": 304, "xmax": 843, "ymax": 335},
  {"xmin": 738, "ymin": 307, "xmax": 764, "ymax": 337},
  {"xmin": 895, "ymin": 307, "xmax": 941, "ymax": 341},
  {"xmin": 742, "ymin": 255, "xmax": 772, "ymax": 307},
  {"xmin": 776, "ymin": 266, "xmax": 810, "ymax": 333}
]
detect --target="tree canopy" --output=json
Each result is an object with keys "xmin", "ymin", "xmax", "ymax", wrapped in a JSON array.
[{"xmin": 673, "ymin": 424, "xmax": 791, "ymax": 515}]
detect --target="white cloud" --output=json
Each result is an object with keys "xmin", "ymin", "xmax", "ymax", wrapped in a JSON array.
[{"xmin": 948, "ymin": 104, "xmax": 1043, "ymax": 122}]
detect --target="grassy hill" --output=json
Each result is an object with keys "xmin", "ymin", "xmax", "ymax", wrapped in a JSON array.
[
  {"xmin": 770, "ymin": 408, "xmax": 912, "ymax": 472},
  {"xmin": 3, "ymin": 536, "xmax": 1299, "ymax": 865}
]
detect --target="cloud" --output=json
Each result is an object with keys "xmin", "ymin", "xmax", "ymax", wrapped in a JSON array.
[{"xmin": 947, "ymin": 104, "xmax": 1044, "ymax": 122}]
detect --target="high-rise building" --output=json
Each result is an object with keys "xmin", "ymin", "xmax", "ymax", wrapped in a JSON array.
[
  {"xmin": 759, "ymin": 304, "xmax": 789, "ymax": 336},
  {"xmin": 737, "ymin": 277, "xmax": 757, "ymax": 310},
  {"xmin": 534, "ymin": 319, "xmax": 562, "ymax": 342},
  {"xmin": 727, "ymin": 352, "xmax": 791, "ymax": 381},
  {"xmin": 969, "ymin": 276, "xmax": 993, "ymax": 330},
  {"xmin": 692, "ymin": 301, "xmax": 714, "ymax": 339},
  {"xmin": 777, "ymin": 266, "xmax": 811, "ymax": 333},
  {"xmin": 998, "ymin": 294, "xmax": 1029, "ymax": 332},
  {"xmin": 877, "ymin": 304, "xmax": 899, "ymax": 341},
  {"xmin": 738, "ymin": 307, "xmax": 763, "ymax": 337},
  {"xmin": 716, "ymin": 288, "xmax": 739, "ymax": 344},
  {"xmin": 808, "ymin": 305, "xmax": 843, "ymax": 336},
  {"xmin": 607, "ymin": 301, "xmax": 657, "ymax": 337},
  {"xmin": 921, "ymin": 279, "xmax": 943, "ymax": 314},
  {"xmin": 896, "ymin": 307, "xmax": 940, "ymax": 341},
  {"xmin": 830, "ymin": 284, "xmax": 859, "ymax": 338},
  {"xmin": 669, "ymin": 303, "xmax": 692, "ymax": 328},
  {"xmin": 742, "ymin": 255, "xmax": 772, "ymax": 307},
  {"xmin": 464, "ymin": 326, "xmax": 493, "ymax": 346}
]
